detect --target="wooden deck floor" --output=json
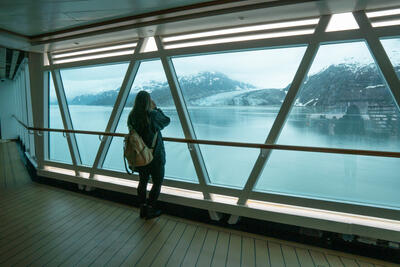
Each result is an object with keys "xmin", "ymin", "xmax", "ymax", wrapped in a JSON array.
[{"xmin": 0, "ymin": 141, "xmax": 398, "ymax": 267}]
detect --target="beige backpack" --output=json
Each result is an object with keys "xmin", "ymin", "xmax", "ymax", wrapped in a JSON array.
[{"xmin": 124, "ymin": 130, "xmax": 158, "ymax": 173}]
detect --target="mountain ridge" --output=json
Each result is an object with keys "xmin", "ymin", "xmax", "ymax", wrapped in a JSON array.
[{"xmin": 62, "ymin": 64, "xmax": 400, "ymax": 108}]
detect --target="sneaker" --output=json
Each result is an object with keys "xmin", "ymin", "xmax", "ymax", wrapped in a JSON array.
[
  {"xmin": 146, "ymin": 206, "xmax": 161, "ymax": 220},
  {"xmin": 139, "ymin": 204, "xmax": 147, "ymax": 219}
]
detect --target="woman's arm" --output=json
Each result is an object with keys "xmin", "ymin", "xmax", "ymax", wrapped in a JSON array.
[{"xmin": 150, "ymin": 108, "xmax": 170, "ymax": 131}]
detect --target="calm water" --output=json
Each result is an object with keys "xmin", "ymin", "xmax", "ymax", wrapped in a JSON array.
[{"xmin": 49, "ymin": 105, "xmax": 400, "ymax": 209}]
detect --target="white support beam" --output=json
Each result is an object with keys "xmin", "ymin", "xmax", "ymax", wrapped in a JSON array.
[
  {"xmin": 235, "ymin": 15, "xmax": 331, "ymax": 208},
  {"xmin": 24, "ymin": 62, "xmax": 36, "ymax": 158},
  {"xmin": 0, "ymin": 47, "xmax": 6, "ymax": 79},
  {"xmin": 48, "ymin": 53, "xmax": 82, "ymax": 175},
  {"xmin": 8, "ymin": 50, "xmax": 20, "ymax": 80},
  {"xmin": 155, "ymin": 36, "xmax": 212, "ymax": 201},
  {"xmin": 28, "ymin": 52, "xmax": 45, "ymax": 168},
  {"xmin": 89, "ymin": 39, "xmax": 144, "ymax": 177},
  {"xmin": 353, "ymin": 11, "xmax": 400, "ymax": 110}
]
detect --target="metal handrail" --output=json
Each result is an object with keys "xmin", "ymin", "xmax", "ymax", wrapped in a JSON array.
[{"xmin": 13, "ymin": 115, "xmax": 400, "ymax": 158}]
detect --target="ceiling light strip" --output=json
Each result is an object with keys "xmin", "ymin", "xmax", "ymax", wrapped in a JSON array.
[
  {"xmin": 52, "ymin": 47, "xmax": 137, "ymax": 62},
  {"xmin": 53, "ymin": 49, "xmax": 135, "ymax": 64},
  {"xmin": 163, "ymin": 18, "xmax": 319, "ymax": 43},
  {"xmin": 367, "ymin": 7, "xmax": 400, "ymax": 18},
  {"xmin": 371, "ymin": 19, "xmax": 400, "ymax": 28},
  {"xmin": 163, "ymin": 25, "xmax": 316, "ymax": 46},
  {"xmin": 165, "ymin": 28, "xmax": 315, "ymax": 49},
  {"xmin": 52, "ymin": 42, "xmax": 137, "ymax": 59}
]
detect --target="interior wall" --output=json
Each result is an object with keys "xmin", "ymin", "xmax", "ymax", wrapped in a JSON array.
[{"xmin": 0, "ymin": 79, "xmax": 18, "ymax": 140}]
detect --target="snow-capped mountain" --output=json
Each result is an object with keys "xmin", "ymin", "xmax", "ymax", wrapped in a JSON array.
[{"xmin": 66, "ymin": 64, "xmax": 400, "ymax": 107}]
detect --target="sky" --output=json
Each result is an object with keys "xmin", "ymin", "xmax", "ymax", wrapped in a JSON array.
[{"xmin": 50, "ymin": 38, "xmax": 400, "ymax": 101}]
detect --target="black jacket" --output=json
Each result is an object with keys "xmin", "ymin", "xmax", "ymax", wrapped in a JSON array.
[{"xmin": 127, "ymin": 108, "xmax": 170, "ymax": 165}]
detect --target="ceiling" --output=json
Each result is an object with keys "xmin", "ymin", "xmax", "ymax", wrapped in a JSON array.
[{"xmin": 0, "ymin": 0, "xmax": 399, "ymax": 53}]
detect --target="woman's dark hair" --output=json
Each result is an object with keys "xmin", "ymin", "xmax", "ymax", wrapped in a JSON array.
[{"xmin": 130, "ymin": 91, "xmax": 152, "ymax": 135}]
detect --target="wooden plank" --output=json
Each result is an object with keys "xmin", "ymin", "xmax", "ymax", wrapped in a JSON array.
[
  {"xmin": 70, "ymin": 213, "xmax": 140, "ymax": 267},
  {"xmin": 309, "ymin": 250, "xmax": 330, "ymax": 267},
  {"xmin": 0, "ymin": 189, "xmax": 82, "ymax": 241},
  {"xmin": 0, "ymin": 143, "xmax": 6, "ymax": 188},
  {"xmin": 341, "ymin": 257, "xmax": 360, "ymax": 267},
  {"xmin": 211, "ymin": 231, "xmax": 230, "ymax": 267},
  {"xmin": 255, "ymin": 239, "xmax": 271, "ymax": 267},
  {"xmin": 0, "ymin": 183, "xmax": 42, "ymax": 202},
  {"xmin": 326, "ymin": 254, "xmax": 345, "ymax": 267},
  {"xmin": 0, "ymin": 186, "xmax": 69, "ymax": 223},
  {"xmin": 242, "ymin": 236, "xmax": 256, "ymax": 267},
  {"xmin": 281, "ymin": 245, "xmax": 300, "ymax": 267},
  {"xmin": 105, "ymin": 217, "xmax": 162, "ymax": 266},
  {"xmin": 8, "ymin": 143, "xmax": 30, "ymax": 184},
  {"xmin": 120, "ymin": 218, "xmax": 169, "ymax": 266},
  {"xmin": 181, "ymin": 226, "xmax": 208, "ymax": 266},
  {"xmin": 89, "ymin": 215, "xmax": 146, "ymax": 266},
  {"xmin": 268, "ymin": 242, "xmax": 285, "ymax": 267},
  {"xmin": 3, "ymin": 142, "xmax": 14, "ymax": 188},
  {"xmin": 1, "ymin": 201, "xmax": 107, "ymax": 266},
  {"xmin": 150, "ymin": 222, "xmax": 187, "ymax": 267},
  {"xmin": 357, "ymin": 261, "xmax": 374, "ymax": 267},
  {"xmin": 135, "ymin": 219, "xmax": 178, "ymax": 267},
  {"xmin": 166, "ymin": 224, "xmax": 197, "ymax": 267},
  {"xmin": 0, "ymin": 190, "xmax": 85, "ymax": 247},
  {"xmin": 194, "ymin": 228, "xmax": 218, "ymax": 267},
  {"xmin": 48, "ymin": 208, "xmax": 132, "ymax": 266},
  {"xmin": 226, "ymin": 234, "xmax": 241, "ymax": 267},
  {"xmin": 295, "ymin": 248, "xmax": 315, "ymax": 267},
  {"xmin": 0, "ymin": 187, "xmax": 51, "ymax": 218}
]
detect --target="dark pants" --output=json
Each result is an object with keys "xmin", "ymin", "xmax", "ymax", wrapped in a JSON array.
[{"xmin": 136, "ymin": 160, "xmax": 165, "ymax": 207}]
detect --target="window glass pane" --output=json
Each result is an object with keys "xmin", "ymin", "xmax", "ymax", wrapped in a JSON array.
[
  {"xmin": 381, "ymin": 38, "xmax": 400, "ymax": 79},
  {"xmin": 103, "ymin": 60, "xmax": 198, "ymax": 182},
  {"xmin": 172, "ymin": 46, "xmax": 307, "ymax": 188},
  {"xmin": 49, "ymin": 73, "xmax": 72, "ymax": 163},
  {"xmin": 279, "ymin": 41, "xmax": 400, "ymax": 151},
  {"xmin": 256, "ymin": 42, "xmax": 400, "ymax": 208},
  {"xmin": 60, "ymin": 63, "xmax": 129, "ymax": 166},
  {"xmin": 256, "ymin": 150, "xmax": 400, "ymax": 209}
]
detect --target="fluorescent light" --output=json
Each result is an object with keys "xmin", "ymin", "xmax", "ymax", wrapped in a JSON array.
[
  {"xmin": 165, "ymin": 29, "xmax": 314, "ymax": 49},
  {"xmin": 52, "ymin": 43, "xmax": 137, "ymax": 59},
  {"xmin": 163, "ymin": 18, "xmax": 319, "ymax": 42},
  {"xmin": 53, "ymin": 50, "xmax": 135, "ymax": 64},
  {"xmin": 372, "ymin": 19, "xmax": 400, "ymax": 27},
  {"xmin": 367, "ymin": 8, "xmax": 400, "ymax": 18},
  {"xmin": 326, "ymin": 13, "xmax": 359, "ymax": 32}
]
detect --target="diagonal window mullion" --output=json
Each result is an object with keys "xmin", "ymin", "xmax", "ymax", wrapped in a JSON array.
[
  {"xmin": 155, "ymin": 36, "xmax": 212, "ymax": 200},
  {"xmin": 89, "ymin": 39, "xmax": 144, "ymax": 177},
  {"xmin": 48, "ymin": 53, "xmax": 82, "ymax": 173},
  {"xmin": 236, "ymin": 15, "xmax": 331, "ymax": 207},
  {"xmin": 353, "ymin": 11, "xmax": 400, "ymax": 110}
]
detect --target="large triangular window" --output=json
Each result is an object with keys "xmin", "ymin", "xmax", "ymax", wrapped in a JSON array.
[
  {"xmin": 103, "ymin": 60, "xmax": 198, "ymax": 183},
  {"xmin": 48, "ymin": 73, "xmax": 72, "ymax": 163},
  {"xmin": 172, "ymin": 46, "xmax": 307, "ymax": 188},
  {"xmin": 255, "ymin": 42, "xmax": 400, "ymax": 209},
  {"xmin": 60, "ymin": 63, "xmax": 129, "ymax": 166}
]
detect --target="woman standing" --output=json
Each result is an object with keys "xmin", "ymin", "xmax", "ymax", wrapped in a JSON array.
[{"xmin": 127, "ymin": 91, "xmax": 170, "ymax": 219}]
